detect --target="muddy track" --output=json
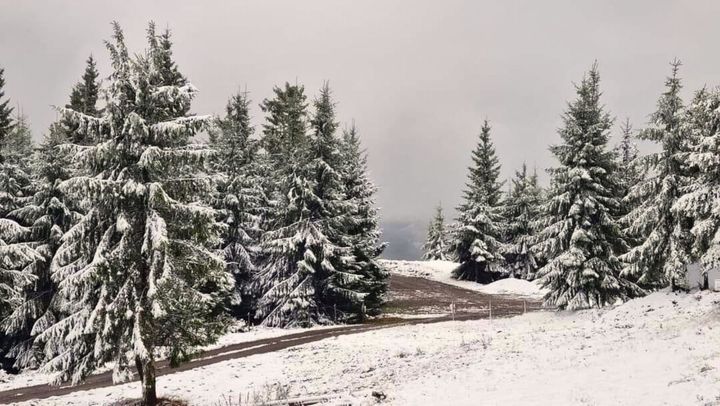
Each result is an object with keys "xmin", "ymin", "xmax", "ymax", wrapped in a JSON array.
[{"xmin": 0, "ymin": 274, "xmax": 541, "ymax": 404}]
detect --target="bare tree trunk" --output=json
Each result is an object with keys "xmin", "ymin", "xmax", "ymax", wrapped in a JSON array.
[
  {"xmin": 141, "ymin": 358, "xmax": 157, "ymax": 406},
  {"xmin": 135, "ymin": 356, "xmax": 144, "ymax": 384}
]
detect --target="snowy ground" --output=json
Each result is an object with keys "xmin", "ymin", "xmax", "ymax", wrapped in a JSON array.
[
  {"xmin": 380, "ymin": 259, "xmax": 548, "ymax": 299},
  {"xmin": 0, "ymin": 324, "xmax": 336, "ymax": 393},
  {"xmin": 6, "ymin": 289, "xmax": 719, "ymax": 405}
]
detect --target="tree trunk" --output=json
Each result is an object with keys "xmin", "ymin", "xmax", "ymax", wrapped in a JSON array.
[
  {"xmin": 141, "ymin": 358, "xmax": 157, "ymax": 406},
  {"xmin": 135, "ymin": 356, "xmax": 144, "ymax": 384}
]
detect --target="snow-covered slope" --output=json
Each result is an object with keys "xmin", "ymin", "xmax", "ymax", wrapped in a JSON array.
[
  {"xmin": 381, "ymin": 259, "xmax": 548, "ymax": 299},
  {"xmin": 8, "ymin": 290, "xmax": 719, "ymax": 405}
]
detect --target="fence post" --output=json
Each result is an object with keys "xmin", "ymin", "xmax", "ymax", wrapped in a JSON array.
[{"xmin": 489, "ymin": 298, "xmax": 492, "ymax": 321}]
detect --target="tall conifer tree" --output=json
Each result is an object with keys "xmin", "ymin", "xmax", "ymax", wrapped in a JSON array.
[
  {"xmin": 620, "ymin": 60, "xmax": 694, "ymax": 289},
  {"xmin": 35, "ymin": 24, "xmax": 232, "ymax": 405},
  {"xmin": 338, "ymin": 123, "xmax": 387, "ymax": 316},
  {"xmin": 0, "ymin": 113, "xmax": 40, "ymax": 370},
  {"xmin": 673, "ymin": 88, "xmax": 720, "ymax": 282},
  {"xmin": 0, "ymin": 68, "xmax": 15, "ymax": 150},
  {"xmin": 209, "ymin": 91, "xmax": 268, "ymax": 316},
  {"xmin": 503, "ymin": 163, "xmax": 542, "ymax": 279},
  {"xmin": 450, "ymin": 120, "xmax": 505, "ymax": 283},
  {"xmin": 63, "ymin": 55, "xmax": 101, "ymax": 145},
  {"xmin": 534, "ymin": 64, "xmax": 641, "ymax": 309}
]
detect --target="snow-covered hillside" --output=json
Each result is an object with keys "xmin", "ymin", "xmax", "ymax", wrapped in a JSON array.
[
  {"xmin": 6, "ymin": 289, "xmax": 719, "ymax": 405},
  {"xmin": 381, "ymin": 259, "xmax": 548, "ymax": 299}
]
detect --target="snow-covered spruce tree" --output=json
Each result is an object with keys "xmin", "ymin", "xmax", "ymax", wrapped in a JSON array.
[
  {"xmin": 0, "ymin": 68, "xmax": 14, "ymax": 148},
  {"xmin": 306, "ymin": 83, "xmax": 366, "ymax": 322},
  {"xmin": 35, "ymin": 24, "xmax": 232, "ymax": 405},
  {"xmin": 63, "ymin": 55, "xmax": 101, "ymax": 145},
  {"xmin": 503, "ymin": 163, "xmax": 542, "ymax": 280},
  {"xmin": 2, "ymin": 128, "xmax": 82, "ymax": 369},
  {"xmin": 252, "ymin": 82, "xmax": 315, "ymax": 326},
  {"xmin": 614, "ymin": 118, "xmax": 640, "ymax": 197},
  {"xmin": 149, "ymin": 24, "xmax": 186, "ymax": 88},
  {"xmin": 423, "ymin": 204, "xmax": 449, "ymax": 260},
  {"xmin": 533, "ymin": 64, "xmax": 642, "ymax": 309},
  {"xmin": 3, "ymin": 59, "xmax": 104, "ymax": 369},
  {"xmin": 450, "ymin": 120, "xmax": 506, "ymax": 283},
  {"xmin": 209, "ymin": 90, "xmax": 268, "ymax": 318},
  {"xmin": 337, "ymin": 122, "xmax": 387, "ymax": 318},
  {"xmin": 672, "ymin": 87, "xmax": 720, "ymax": 284},
  {"xmin": 620, "ymin": 60, "xmax": 695, "ymax": 289},
  {"xmin": 0, "ymin": 112, "xmax": 40, "ymax": 371},
  {"xmin": 255, "ymin": 83, "xmax": 367, "ymax": 326}
]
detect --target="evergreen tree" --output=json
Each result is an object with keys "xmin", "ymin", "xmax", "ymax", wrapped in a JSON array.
[
  {"xmin": 673, "ymin": 87, "xmax": 720, "ymax": 281},
  {"xmin": 2, "ymin": 128, "xmax": 81, "ymax": 369},
  {"xmin": 147, "ymin": 23, "xmax": 186, "ymax": 88},
  {"xmin": 450, "ymin": 120, "xmax": 506, "ymax": 283},
  {"xmin": 422, "ymin": 204, "xmax": 449, "ymax": 261},
  {"xmin": 2, "ymin": 57, "xmax": 103, "ymax": 369},
  {"xmin": 260, "ymin": 82, "xmax": 309, "ymax": 171},
  {"xmin": 0, "ymin": 114, "xmax": 39, "ymax": 370},
  {"xmin": 35, "ymin": 24, "xmax": 232, "ymax": 405},
  {"xmin": 253, "ymin": 82, "xmax": 315, "ymax": 326},
  {"xmin": 306, "ymin": 83, "xmax": 366, "ymax": 322},
  {"xmin": 0, "ymin": 112, "xmax": 35, "ymax": 220},
  {"xmin": 503, "ymin": 163, "xmax": 542, "ymax": 279},
  {"xmin": 338, "ymin": 123, "xmax": 387, "ymax": 316},
  {"xmin": 620, "ymin": 60, "xmax": 694, "ymax": 289},
  {"xmin": 63, "ymin": 55, "xmax": 101, "ymax": 145},
  {"xmin": 254, "ymin": 83, "xmax": 366, "ymax": 326},
  {"xmin": 209, "ymin": 90, "xmax": 268, "ymax": 317},
  {"xmin": 0, "ymin": 68, "xmax": 15, "ymax": 150},
  {"xmin": 614, "ymin": 118, "xmax": 641, "ymax": 197},
  {"xmin": 534, "ymin": 64, "xmax": 641, "ymax": 309}
]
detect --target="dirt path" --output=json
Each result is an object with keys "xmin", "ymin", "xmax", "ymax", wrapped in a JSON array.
[
  {"xmin": 0, "ymin": 274, "xmax": 541, "ymax": 404},
  {"xmin": 385, "ymin": 273, "xmax": 542, "ymax": 315}
]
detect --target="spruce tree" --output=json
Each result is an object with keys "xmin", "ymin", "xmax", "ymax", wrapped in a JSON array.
[
  {"xmin": 673, "ymin": 88, "xmax": 720, "ymax": 280},
  {"xmin": 614, "ymin": 118, "xmax": 640, "ymax": 196},
  {"xmin": 63, "ymin": 55, "xmax": 101, "ymax": 145},
  {"xmin": 0, "ymin": 68, "xmax": 14, "ymax": 149},
  {"xmin": 534, "ymin": 64, "xmax": 641, "ymax": 309},
  {"xmin": 338, "ymin": 123, "xmax": 387, "ymax": 317},
  {"xmin": 307, "ymin": 83, "xmax": 366, "ymax": 322},
  {"xmin": 253, "ymin": 82, "xmax": 315, "ymax": 326},
  {"xmin": 209, "ymin": 90, "xmax": 268, "ymax": 317},
  {"xmin": 3, "ymin": 58, "xmax": 103, "ymax": 368},
  {"xmin": 35, "ymin": 24, "xmax": 232, "ymax": 405},
  {"xmin": 0, "ymin": 114, "xmax": 40, "ymax": 370},
  {"xmin": 503, "ymin": 163, "xmax": 542, "ymax": 279},
  {"xmin": 450, "ymin": 120, "xmax": 506, "ymax": 283},
  {"xmin": 2, "ymin": 128, "xmax": 81, "ymax": 369},
  {"xmin": 423, "ymin": 204, "xmax": 449, "ymax": 261},
  {"xmin": 254, "ymin": 83, "xmax": 366, "ymax": 326},
  {"xmin": 620, "ymin": 60, "xmax": 694, "ymax": 289},
  {"xmin": 147, "ymin": 23, "xmax": 186, "ymax": 88}
]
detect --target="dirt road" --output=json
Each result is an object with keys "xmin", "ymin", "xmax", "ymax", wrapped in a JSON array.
[{"xmin": 0, "ymin": 274, "xmax": 541, "ymax": 404}]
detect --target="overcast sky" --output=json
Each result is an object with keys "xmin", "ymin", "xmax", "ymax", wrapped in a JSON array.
[{"xmin": 2, "ymin": 1, "xmax": 720, "ymax": 256}]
